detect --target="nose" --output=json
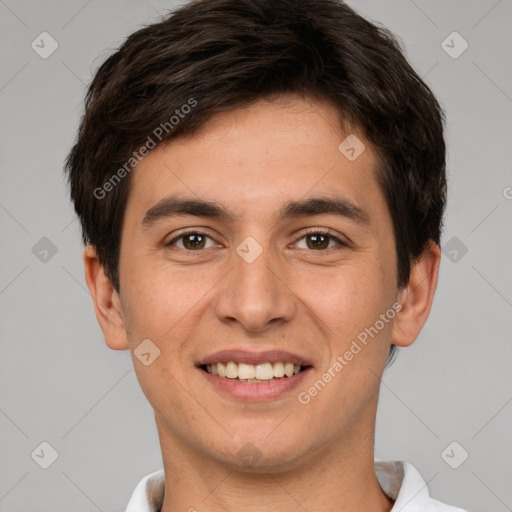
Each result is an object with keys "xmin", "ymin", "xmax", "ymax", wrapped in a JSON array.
[{"xmin": 213, "ymin": 241, "xmax": 297, "ymax": 333}]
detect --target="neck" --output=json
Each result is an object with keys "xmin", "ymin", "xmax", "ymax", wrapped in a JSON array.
[{"xmin": 156, "ymin": 415, "xmax": 394, "ymax": 512}]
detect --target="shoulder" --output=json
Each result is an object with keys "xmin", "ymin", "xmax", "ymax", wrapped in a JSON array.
[
  {"xmin": 125, "ymin": 469, "xmax": 165, "ymax": 512},
  {"xmin": 375, "ymin": 460, "xmax": 469, "ymax": 512}
]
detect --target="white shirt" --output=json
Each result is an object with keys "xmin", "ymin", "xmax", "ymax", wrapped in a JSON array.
[{"xmin": 125, "ymin": 460, "xmax": 469, "ymax": 512}]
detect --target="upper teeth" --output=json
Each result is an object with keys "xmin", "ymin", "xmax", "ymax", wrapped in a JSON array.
[{"xmin": 205, "ymin": 362, "xmax": 302, "ymax": 379}]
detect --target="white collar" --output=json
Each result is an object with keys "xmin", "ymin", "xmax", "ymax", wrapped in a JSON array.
[{"xmin": 125, "ymin": 460, "xmax": 468, "ymax": 512}]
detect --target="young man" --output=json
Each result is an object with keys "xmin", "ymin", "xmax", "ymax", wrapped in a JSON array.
[{"xmin": 65, "ymin": 0, "xmax": 468, "ymax": 510}]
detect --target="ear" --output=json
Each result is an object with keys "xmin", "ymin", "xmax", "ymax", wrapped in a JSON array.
[
  {"xmin": 391, "ymin": 240, "xmax": 441, "ymax": 348},
  {"xmin": 83, "ymin": 245, "xmax": 129, "ymax": 350}
]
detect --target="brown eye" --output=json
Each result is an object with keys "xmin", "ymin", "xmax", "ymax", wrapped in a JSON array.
[
  {"xmin": 182, "ymin": 233, "xmax": 206, "ymax": 250},
  {"xmin": 296, "ymin": 230, "xmax": 346, "ymax": 251},
  {"xmin": 305, "ymin": 233, "xmax": 330, "ymax": 250},
  {"xmin": 166, "ymin": 231, "xmax": 214, "ymax": 250}
]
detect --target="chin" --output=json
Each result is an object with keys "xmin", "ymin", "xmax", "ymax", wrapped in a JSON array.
[{"xmin": 207, "ymin": 432, "xmax": 311, "ymax": 473}]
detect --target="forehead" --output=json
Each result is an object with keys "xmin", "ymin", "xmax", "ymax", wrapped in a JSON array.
[{"xmin": 124, "ymin": 94, "xmax": 389, "ymax": 228}]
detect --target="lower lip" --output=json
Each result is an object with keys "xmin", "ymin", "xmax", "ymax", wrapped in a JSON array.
[{"xmin": 199, "ymin": 367, "xmax": 312, "ymax": 401}]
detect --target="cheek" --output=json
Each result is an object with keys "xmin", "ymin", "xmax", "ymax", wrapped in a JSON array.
[
  {"xmin": 298, "ymin": 259, "xmax": 391, "ymax": 337},
  {"xmin": 120, "ymin": 255, "xmax": 217, "ymax": 344}
]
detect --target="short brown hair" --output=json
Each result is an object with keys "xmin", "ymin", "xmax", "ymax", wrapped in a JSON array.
[{"xmin": 65, "ymin": 0, "xmax": 447, "ymax": 363}]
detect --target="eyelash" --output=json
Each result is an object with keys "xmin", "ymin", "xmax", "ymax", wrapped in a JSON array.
[{"xmin": 165, "ymin": 228, "xmax": 348, "ymax": 252}]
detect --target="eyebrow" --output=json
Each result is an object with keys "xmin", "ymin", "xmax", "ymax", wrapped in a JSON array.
[{"xmin": 141, "ymin": 195, "xmax": 370, "ymax": 229}]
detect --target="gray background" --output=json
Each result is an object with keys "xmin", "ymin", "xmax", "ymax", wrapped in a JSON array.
[{"xmin": 1, "ymin": 0, "xmax": 511, "ymax": 511}]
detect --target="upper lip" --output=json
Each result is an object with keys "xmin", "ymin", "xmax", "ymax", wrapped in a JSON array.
[{"xmin": 197, "ymin": 349, "xmax": 313, "ymax": 367}]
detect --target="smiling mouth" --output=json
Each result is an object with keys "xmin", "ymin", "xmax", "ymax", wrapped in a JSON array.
[{"xmin": 200, "ymin": 361, "xmax": 309, "ymax": 383}]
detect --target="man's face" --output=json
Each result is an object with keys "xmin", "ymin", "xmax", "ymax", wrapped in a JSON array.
[{"xmin": 116, "ymin": 94, "xmax": 400, "ymax": 470}]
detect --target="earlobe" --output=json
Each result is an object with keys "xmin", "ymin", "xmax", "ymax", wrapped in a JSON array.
[
  {"xmin": 391, "ymin": 241, "xmax": 441, "ymax": 348},
  {"xmin": 83, "ymin": 245, "xmax": 130, "ymax": 351}
]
